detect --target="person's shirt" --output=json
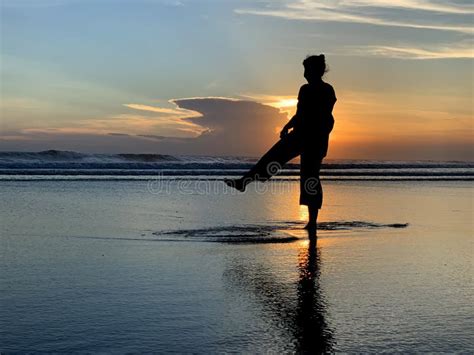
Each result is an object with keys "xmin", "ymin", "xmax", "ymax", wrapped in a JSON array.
[{"xmin": 293, "ymin": 81, "xmax": 337, "ymax": 155}]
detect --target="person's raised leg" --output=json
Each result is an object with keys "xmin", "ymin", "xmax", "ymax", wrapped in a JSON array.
[{"xmin": 225, "ymin": 133, "xmax": 300, "ymax": 192}]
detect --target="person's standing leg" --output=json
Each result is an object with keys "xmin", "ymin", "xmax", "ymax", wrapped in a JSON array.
[
  {"xmin": 225, "ymin": 133, "xmax": 301, "ymax": 191},
  {"xmin": 308, "ymin": 207, "xmax": 319, "ymax": 227},
  {"xmin": 300, "ymin": 152, "xmax": 323, "ymax": 232}
]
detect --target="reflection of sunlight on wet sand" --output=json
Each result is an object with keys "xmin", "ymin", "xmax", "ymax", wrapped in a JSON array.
[
  {"xmin": 294, "ymin": 235, "xmax": 339, "ymax": 248},
  {"xmin": 298, "ymin": 205, "xmax": 308, "ymax": 222},
  {"xmin": 296, "ymin": 239, "xmax": 310, "ymax": 249},
  {"xmin": 293, "ymin": 185, "xmax": 329, "ymax": 225},
  {"xmin": 296, "ymin": 238, "xmax": 330, "ymax": 247}
]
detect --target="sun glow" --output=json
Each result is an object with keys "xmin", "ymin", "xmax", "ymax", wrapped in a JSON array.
[
  {"xmin": 266, "ymin": 97, "xmax": 298, "ymax": 117},
  {"xmin": 272, "ymin": 98, "xmax": 298, "ymax": 109}
]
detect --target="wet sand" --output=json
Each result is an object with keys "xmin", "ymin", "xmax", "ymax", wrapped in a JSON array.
[{"xmin": 1, "ymin": 180, "xmax": 472, "ymax": 352}]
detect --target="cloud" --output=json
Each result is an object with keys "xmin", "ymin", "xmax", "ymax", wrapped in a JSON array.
[
  {"xmin": 123, "ymin": 103, "xmax": 202, "ymax": 117},
  {"xmin": 238, "ymin": 93, "xmax": 298, "ymax": 116},
  {"xmin": 107, "ymin": 132, "xmax": 130, "ymax": 137},
  {"xmin": 121, "ymin": 102, "xmax": 207, "ymax": 136},
  {"xmin": 170, "ymin": 98, "xmax": 289, "ymax": 155},
  {"xmin": 318, "ymin": 0, "xmax": 472, "ymax": 15},
  {"xmin": 0, "ymin": 98, "xmax": 289, "ymax": 156},
  {"xmin": 239, "ymin": 93, "xmax": 297, "ymax": 108},
  {"xmin": 347, "ymin": 41, "xmax": 474, "ymax": 59},
  {"xmin": 135, "ymin": 134, "xmax": 167, "ymax": 140},
  {"xmin": 3, "ymin": 95, "xmax": 471, "ymax": 161},
  {"xmin": 6, "ymin": 96, "xmax": 236, "ymax": 138},
  {"xmin": 12, "ymin": 109, "xmax": 207, "ymax": 139},
  {"xmin": 235, "ymin": 0, "xmax": 474, "ymax": 33},
  {"xmin": 98, "ymin": 113, "xmax": 207, "ymax": 137}
]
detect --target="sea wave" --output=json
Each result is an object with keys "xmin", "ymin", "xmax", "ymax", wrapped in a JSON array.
[{"xmin": 0, "ymin": 150, "xmax": 472, "ymax": 180}]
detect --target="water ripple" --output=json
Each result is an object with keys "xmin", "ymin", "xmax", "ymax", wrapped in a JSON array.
[{"xmin": 152, "ymin": 221, "xmax": 408, "ymax": 244}]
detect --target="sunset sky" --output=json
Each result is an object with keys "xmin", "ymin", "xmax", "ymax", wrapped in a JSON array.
[{"xmin": 1, "ymin": 0, "xmax": 472, "ymax": 160}]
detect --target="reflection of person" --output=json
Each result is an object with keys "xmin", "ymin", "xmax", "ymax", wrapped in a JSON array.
[
  {"xmin": 294, "ymin": 239, "xmax": 334, "ymax": 353},
  {"xmin": 223, "ymin": 239, "xmax": 334, "ymax": 353},
  {"xmin": 225, "ymin": 54, "xmax": 336, "ymax": 232}
]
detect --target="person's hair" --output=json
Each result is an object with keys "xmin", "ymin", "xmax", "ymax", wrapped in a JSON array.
[{"xmin": 303, "ymin": 54, "xmax": 328, "ymax": 77}]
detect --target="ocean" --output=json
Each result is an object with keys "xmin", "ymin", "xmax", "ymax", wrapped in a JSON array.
[{"xmin": 0, "ymin": 149, "xmax": 472, "ymax": 180}]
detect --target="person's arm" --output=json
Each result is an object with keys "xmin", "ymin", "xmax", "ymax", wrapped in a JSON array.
[
  {"xmin": 280, "ymin": 85, "xmax": 305, "ymax": 138},
  {"xmin": 280, "ymin": 113, "xmax": 300, "ymax": 137}
]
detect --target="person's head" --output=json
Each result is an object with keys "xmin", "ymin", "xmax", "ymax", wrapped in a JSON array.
[{"xmin": 303, "ymin": 54, "xmax": 327, "ymax": 83}]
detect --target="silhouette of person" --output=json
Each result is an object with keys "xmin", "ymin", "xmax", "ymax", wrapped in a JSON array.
[{"xmin": 225, "ymin": 54, "xmax": 336, "ymax": 233}]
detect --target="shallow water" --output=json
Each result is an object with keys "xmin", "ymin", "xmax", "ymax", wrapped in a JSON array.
[{"xmin": 1, "ymin": 180, "xmax": 472, "ymax": 352}]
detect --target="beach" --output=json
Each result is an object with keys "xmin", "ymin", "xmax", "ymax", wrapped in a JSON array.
[
  {"xmin": 1, "ymin": 174, "xmax": 472, "ymax": 352},
  {"xmin": 3, "ymin": 0, "xmax": 472, "ymax": 351}
]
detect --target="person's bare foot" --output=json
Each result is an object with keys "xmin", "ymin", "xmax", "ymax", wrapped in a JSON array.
[{"xmin": 224, "ymin": 178, "xmax": 246, "ymax": 192}]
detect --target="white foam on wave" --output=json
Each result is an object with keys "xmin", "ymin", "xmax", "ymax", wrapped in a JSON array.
[{"xmin": 1, "ymin": 150, "xmax": 472, "ymax": 180}]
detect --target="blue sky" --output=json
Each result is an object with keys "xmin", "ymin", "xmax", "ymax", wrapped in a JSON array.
[{"xmin": 1, "ymin": 0, "xmax": 473, "ymax": 160}]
